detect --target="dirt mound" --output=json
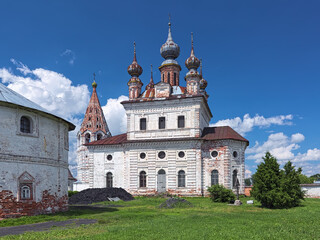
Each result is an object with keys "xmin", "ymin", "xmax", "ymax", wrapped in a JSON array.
[
  {"xmin": 159, "ymin": 197, "xmax": 193, "ymax": 209},
  {"xmin": 69, "ymin": 188, "xmax": 134, "ymax": 205}
]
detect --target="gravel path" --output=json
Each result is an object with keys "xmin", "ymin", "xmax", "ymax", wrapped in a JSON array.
[{"xmin": 0, "ymin": 219, "xmax": 97, "ymax": 237}]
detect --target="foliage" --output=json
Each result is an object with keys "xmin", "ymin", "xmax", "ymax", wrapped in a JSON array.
[
  {"xmin": 245, "ymin": 178, "xmax": 252, "ymax": 186},
  {"xmin": 251, "ymin": 152, "xmax": 304, "ymax": 209},
  {"xmin": 68, "ymin": 191, "xmax": 78, "ymax": 198},
  {"xmin": 310, "ymin": 173, "xmax": 320, "ymax": 180},
  {"xmin": 0, "ymin": 197, "xmax": 320, "ymax": 239},
  {"xmin": 207, "ymin": 184, "xmax": 235, "ymax": 203},
  {"xmin": 298, "ymin": 170, "xmax": 314, "ymax": 184}
]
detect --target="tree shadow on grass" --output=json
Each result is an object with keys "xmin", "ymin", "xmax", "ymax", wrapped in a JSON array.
[{"xmin": 57, "ymin": 205, "xmax": 119, "ymax": 217}]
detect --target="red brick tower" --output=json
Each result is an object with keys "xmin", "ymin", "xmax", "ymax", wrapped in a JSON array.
[
  {"xmin": 127, "ymin": 42, "xmax": 143, "ymax": 100},
  {"xmin": 79, "ymin": 75, "xmax": 111, "ymax": 144},
  {"xmin": 159, "ymin": 19, "xmax": 181, "ymax": 86}
]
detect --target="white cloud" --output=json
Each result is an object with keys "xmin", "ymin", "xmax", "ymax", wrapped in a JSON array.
[
  {"xmin": 211, "ymin": 114, "xmax": 293, "ymax": 136},
  {"xmin": 102, "ymin": 95, "xmax": 128, "ymax": 136},
  {"xmin": 61, "ymin": 49, "xmax": 76, "ymax": 65},
  {"xmin": 0, "ymin": 59, "xmax": 89, "ymax": 120},
  {"xmin": 291, "ymin": 133, "xmax": 305, "ymax": 143},
  {"xmin": 245, "ymin": 169, "xmax": 252, "ymax": 178}
]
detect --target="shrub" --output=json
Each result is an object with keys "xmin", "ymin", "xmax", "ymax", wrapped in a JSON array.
[
  {"xmin": 207, "ymin": 184, "xmax": 235, "ymax": 203},
  {"xmin": 251, "ymin": 152, "xmax": 304, "ymax": 209},
  {"xmin": 68, "ymin": 190, "xmax": 78, "ymax": 198}
]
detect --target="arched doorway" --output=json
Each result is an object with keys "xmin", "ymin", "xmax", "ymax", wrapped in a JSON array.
[{"xmin": 157, "ymin": 169, "xmax": 166, "ymax": 193}]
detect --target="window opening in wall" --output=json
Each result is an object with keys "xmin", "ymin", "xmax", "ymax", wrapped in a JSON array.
[
  {"xmin": 211, "ymin": 170, "xmax": 219, "ymax": 185},
  {"xmin": 233, "ymin": 170, "xmax": 238, "ymax": 188},
  {"xmin": 211, "ymin": 151, "xmax": 218, "ymax": 158},
  {"xmin": 20, "ymin": 116, "xmax": 31, "ymax": 133},
  {"xmin": 140, "ymin": 152, "xmax": 146, "ymax": 159},
  {"xmin": 178, "ymin": 151, "xmax": 185, "ymax": 158},
  {"xmin": 233, "ymin": 151, "xmax": 238, "ymax": 158},
  {"xmin": 21, "ymin": 185, "xmax": 31, "ymax": 199},
  {"xmin": 140, "ymin": 171, "xmax": 147, "ymax": 187},
  {"xmin": 174, "ymin": 72, "xmax": 177, "ymax": 85},
  {"xmin": 97, "ymin": 133, "xmax": 102, "ymax": 140},
  {"xmin": 178, "ymin": 170, "xmax": 185, "ymax": 187},
  {"xmin": 85, "ymin": 133, "xmax": 91, "ymax": 144},
  {"xmin": 107, "ymin": 154, "xmax": 113, "ymax": 161},
  {"xmin": 178, "ymin": 116, "xmax": 185, "ymax": 128},
  {"xmin": 159, "ymin": 117, "xmax": 165, "ymax": 129},
  {"xmin": 162, "ymin": 73, "xmax": 164, "ymax": 82},
  {"xmin": 140, "ymin": 118, "xmax": 146, "ymax": 130},
  {"xmin": 167, "ymin": 72, "xmax": 170, "ymax": 83},
  {"xmin": 106, "ymin": 172, "xmax": 113, "ymax": 188},
  {"xmin": 158, "ymin": 151, "xmax": 166, "ymax": 159}
]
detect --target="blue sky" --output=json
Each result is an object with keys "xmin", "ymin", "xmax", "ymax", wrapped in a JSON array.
[{"xmin": 0, "ymin": 0, "xmax": 319, "ymax": 177}]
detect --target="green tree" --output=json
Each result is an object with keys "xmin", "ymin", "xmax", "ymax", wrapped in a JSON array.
[
  {"xmin": 245, "ymin": 178, "xmax": 252, "ymax": 186},
  {"xmin": 310, "ymin": 174, "xmax": 320, "ymax": 181},
  {"xmin": 298, "ymin": 168, "xmax": 314, "ymax": 184},
  {"xmin": 251, "ymin": 152, "xmax": 304, "ymax": 208},
  {"xmin": 207, "ymin": 184, "xmax": 235, "ymax": 203}
]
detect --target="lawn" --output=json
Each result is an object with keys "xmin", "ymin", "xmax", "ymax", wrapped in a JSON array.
[{"xmin": 0, "ymin": 197, "xmax": 319, "ymax": 239}]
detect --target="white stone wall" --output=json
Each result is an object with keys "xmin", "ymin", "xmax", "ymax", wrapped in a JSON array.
[
  {"xmin": 0, "ymin": 104, "xmax": 70, "ymax": 202},
  {"xmin": 301, "ymin": 185, "xmax": 320, "ymax": 198},
  {"xmin": 122, "ymin": 97, "xmax": 211, "ymax": 141}
]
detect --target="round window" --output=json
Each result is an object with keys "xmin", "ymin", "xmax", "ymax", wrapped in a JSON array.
[
  {"xmin": 178, "ymin": 151, "xmax": 185, "ymax": 158},
  {"xmin": 158, "ymin": 151, "xmax": 166, "ymax": 159},
  {"xmin": 140, "ymin": 152, "xmax": 146, "ymax": 159},
  {"xmin": 211, "ymin": 151, "xmax": 218, "ymax": 158},
  {"xmin": 107, "ymin": 154, "xmax": 113, "ymax": 161},
  {"xmin": 233, "ymin": 151, "xmax": 238, "ymax": 158}
]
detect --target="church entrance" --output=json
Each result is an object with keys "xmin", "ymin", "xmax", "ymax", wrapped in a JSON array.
[{"xmin": 157, "ymin": 169, "xmax": 166, "ymax": 193}]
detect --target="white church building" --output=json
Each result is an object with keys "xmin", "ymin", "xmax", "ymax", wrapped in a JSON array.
[{"xmin": 76, "ymin": 22, "xmax": 249, "ymax": 196}]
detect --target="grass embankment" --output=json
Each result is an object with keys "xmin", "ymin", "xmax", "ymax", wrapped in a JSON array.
[{"xmin": 0, "ymin": 197, "xmax": 319, "ymax": 239}]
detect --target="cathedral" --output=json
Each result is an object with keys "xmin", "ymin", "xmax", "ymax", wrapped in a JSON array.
[{"xmin": 75, "ymin": 21, "xmax": 249, "ymax": 196}]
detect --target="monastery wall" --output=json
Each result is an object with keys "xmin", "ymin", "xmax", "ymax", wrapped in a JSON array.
[{"xmin": 0, "ymin": 104, "xmax": 70, "ymax": 218}]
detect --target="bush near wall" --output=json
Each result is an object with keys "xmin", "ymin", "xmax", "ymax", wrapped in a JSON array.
[{"xmin": 207, "ymin": 184, "xmax": 235, "ymax": 203}]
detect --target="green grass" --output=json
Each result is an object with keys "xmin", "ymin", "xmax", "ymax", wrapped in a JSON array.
[{"xmin": 1, "ymin": 197, "xmax": 320, "ymax": 239}]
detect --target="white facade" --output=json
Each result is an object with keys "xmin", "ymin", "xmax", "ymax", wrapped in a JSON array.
[{"xmin": 0, "ymin": 83, "xmax": 74, "ymax": 217}]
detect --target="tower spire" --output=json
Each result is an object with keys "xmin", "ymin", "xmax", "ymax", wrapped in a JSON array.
[
  {"xmin": 146, "ymin": 64, "xmax": 154, "ymax": 90},
  {"xmin": 133, "ymin": 41, "xmax": 137, "ymax": 62},
  {"xmin": 92, "ymin": 72, "xmax": 97, "ymax": 88}
]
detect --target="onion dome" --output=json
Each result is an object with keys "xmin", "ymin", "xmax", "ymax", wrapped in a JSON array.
[
  {"xmin": 146, "ymin": 65, "xmax": 155, "ymax": 90},
  {"xmin": 92, "ymin": 73, "xmax": 97, "ymax": 88},
  {"xmin": 185, "ymin": 33, "xmax": 200, "ymax": 70},
  {"xmin": 127, "ymin": 42, "xmax": 143, "ymax": 77},
  {"xmin": 160, "ymin": 20, "xmax": 180, "ymax": 60},
  {"xmin": 199, "ymin": 60, "xmax": 208, "ymax": 89}
]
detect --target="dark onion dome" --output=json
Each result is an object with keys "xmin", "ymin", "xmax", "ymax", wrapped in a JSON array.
[
  {"xmin": 199, "ymin": 60, "xmax": 207, "ymax": 89},
  {"xmin": 127, "ymin": 42, "xmax": 143, "ymax": 77},
  {"xmin": 146, "ymin": 65, "xmax": 155, "ymax": 90},
  {"xmin": 160, "ymin": 21, "xmax": 180, "ymax": 60},
  {"xmin": 185, "ymin": 33, "xmax": 200, "ymax": 70},
  {"xmin": 92, "ymin": 80, "xmax": 97, "ymax": 88}
]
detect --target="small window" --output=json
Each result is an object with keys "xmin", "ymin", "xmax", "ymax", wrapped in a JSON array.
[
  {"xmin": 233, "ymin": 151, "xmax": 238, "ymax": 158},
  {"xmin": 233, "ymin": 170, "xmax": 238, "ymax": 188},
  {"xmin": 178, "ymin": 116, "xmax": 185, "ymax": 128},
  {"xmin": 162, "ymin": 73, "xmax": 164, "ymax": 82},
  {"xmin": 211, "ymin": 170, "xmax": 219, "ymax": 185},
  {"xmin": 140, "ymin": 152, "xmax": 146, "ymax": 159},
  {"xmin": 97, "ymin": 133, "xmax": 102, "ymax": 140},
  {"xmin": 107, "ymin": 154, "xmax": 113, "ymax": 161},
  {"xmin": 174, "ymin": 72, "xmax": 177, "ymax": 85},
  {"xmin": 140, "ymin": 171, "xmax": 147, "ymax": 188},
  {"xmin": 140, "ymin": 118, "xmax": 146, "ymax": 130},
  {"xmin": 159, "ymin": 117, "xmax": 165, "ymax": 129},
  {"xmin": 20, "ymin": 116, "xmax": 31, "ymax": 133},
  {"xmin": 21, "ymin": 185, "xmax": 31, "ymax": 199},
  {"xmin": 158, "ymin": 151, "xmax": 166, "ymax": 159},
  {"xmin": 106, "ymin": 172, "xmax": 113, "ymax": 188},
  {"xmin": 178, "ymin": 151, "xmax": 185, "ymax": 158},
  {"xmin": 85, "ymin": 133, "xmax": 91, "ymax": 144},
  {"xmin": 168, "ymin": 72, "xmax": 170, "ymax": 83},
  {"xmin": 178, "ymin": 170, "xmax": 185, "ymax": 187},
  {"xmin": 211, "ymin": 151, "xmax": 218, "ymax": 158}
]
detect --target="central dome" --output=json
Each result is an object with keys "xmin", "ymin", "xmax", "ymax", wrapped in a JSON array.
[{"xmin": 160, "ymin": 22, "xmax": 180, "ymax": 60}]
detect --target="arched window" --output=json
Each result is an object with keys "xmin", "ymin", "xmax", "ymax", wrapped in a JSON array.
[
  {"xmin": 106, "ymin": 172, "xmax": 113, "ymax": 188},
  {"xmin": 211, "ymin": 170, "xmax": 219, "ymax": 185},
  {"xmin": 20, "ymin": 116, "xmax": 31, "ymax": 133},
  {"xmin": 167, "ymin": 72, "xmax": 170, "ymax": 83},
  {"xmin": 174, "ymin": 72, "xmax": 177, "ymax": 85},
  {"xmin": 162, "ymin": 73, "xmax": 164, "ymax": 82},
  {"xmin": 97, "ymin": 133, "xmax": 102, "ymax": 140},
  {"xmin": 85, "ymin": 133, "xmax": 91, "ymax": 144},
  {"xmin": 21, "ymin": 185, "xmax": 31, "ymax": 199},
  {"xmin": 178, "ymin": 170, "xmax": 185, "ymax": 187},
  {"xmin": 233, "ymin": 170, "xmax": 238, "ymax": 188},
  {"xmin": 140, "ymin": 171, "xmax": 147, "ymax": 188}
]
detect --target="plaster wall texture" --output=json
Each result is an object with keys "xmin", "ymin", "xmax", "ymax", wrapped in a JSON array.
[{"xmin": 0, "ymin": 103, "xmax": 71, "ymax": 217}]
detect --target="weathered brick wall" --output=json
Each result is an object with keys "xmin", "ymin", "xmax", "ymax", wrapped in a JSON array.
[{"xmin": 0, "ymin": 190, "xmax": 68, "ymax": 218}]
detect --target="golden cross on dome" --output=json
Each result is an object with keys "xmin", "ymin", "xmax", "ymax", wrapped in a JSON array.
[{"xmin": 93, "ymin": 73, "xmax": 96, "ymax": 80}]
